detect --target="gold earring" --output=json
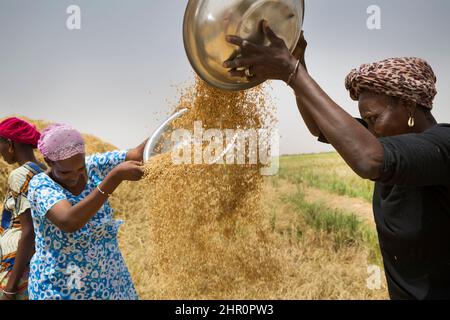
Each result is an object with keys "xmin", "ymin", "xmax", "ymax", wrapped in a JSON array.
[{"xmin": 408, "ymin": 116, "xmax": 415, "ymax": 128}]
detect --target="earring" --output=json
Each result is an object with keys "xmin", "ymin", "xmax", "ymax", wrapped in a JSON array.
[{"xmin": 408, "ymin": 116, "xmax": 415, "ymax": 128}]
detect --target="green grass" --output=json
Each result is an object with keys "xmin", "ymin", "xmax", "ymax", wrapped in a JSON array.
[
  {"xmin": 279, "ymin": 153, "xmax": 375, "ymax": 203},
  {"xmin": 270, "ymin": 152, "xmax": 382, "ymax": 265},
  {"xmin": 283, "ymin": 188, "xmax": 382, "ymax": 266}
]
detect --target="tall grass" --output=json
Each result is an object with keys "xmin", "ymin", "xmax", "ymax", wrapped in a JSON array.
[
  {"xmin": 279, "ymin": 153, "xmax": 375, "ymax": 202},
  {"xmin": 283, "ymin": 188, "xmax": 382, "ymax": 266}
]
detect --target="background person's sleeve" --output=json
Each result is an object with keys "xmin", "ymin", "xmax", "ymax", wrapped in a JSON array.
[
  {"xmin": 8, "ymin": 170, "xmax": 31, "ymax": 218},
  {"xmin": 375, "ymin": 126, "xmax": 450, "ymax": 187}
]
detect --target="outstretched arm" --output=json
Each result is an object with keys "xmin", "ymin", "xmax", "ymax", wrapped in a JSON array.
[
  {"xmin": 292, "ymin": 31, "xmax": 321, "ymax": 138},
  {"xmin": 223, "ymin": 22, "xmax": 384, "ymax": 180},
  {"xmin": 45, "ymin": 161, "xmax": 144, "ymax": 233}
]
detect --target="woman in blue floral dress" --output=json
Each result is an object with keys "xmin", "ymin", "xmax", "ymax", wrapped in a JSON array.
[{"xmin": 27, "ymin": 123, "xmax": 146, "ymax": 300}]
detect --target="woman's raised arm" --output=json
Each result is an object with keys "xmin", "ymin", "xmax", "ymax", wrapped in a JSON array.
[
  {"xmin": 45, "ymin": 161, "xmax": 143, "ymax": 233},
  {"xmin": 223, "ymin": 22, "xmax": 384, "ymax": 180}
]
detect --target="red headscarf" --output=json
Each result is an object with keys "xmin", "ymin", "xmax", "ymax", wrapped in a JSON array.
[{"xmin": 0, "ymin": 117, "xmax": 41, "ymax": 148}]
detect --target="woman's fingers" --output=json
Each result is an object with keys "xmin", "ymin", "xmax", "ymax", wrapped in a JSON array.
[
  {"xmin": 225, "ymin": 48, "xmax": 241, "ymax": 64},
  {"xmin": 225, "ymin": 35, "xmax": 262, "ymax": 54},
  {"xmin": 223, "ymin": 57, "xmax": 257, "ymax": 69},
  {"xmin": 298, "ymin": 30, "xmax": 307, "ymax": 48},
  {"xmin": 262, "ymin": 21, "xmax": 284, "ymax": 47},
  {"xmin": 128, "ymin": 160, "xmax": 143, "ymax": 166},
  {"xmin": 226, "ymin": 23, "xmax": 286, "ymax": 51},
  {"xmin": 228, "ymin": 68, "xmax": 246, "ymax": 78},
  {"xmin": 229, "ymin": 68, "xmax": 263, "ymax": 82},
  {"xmin": 293, "ymin": 30, "xmax": 307, "ymax": 60},
  {"xmin": 225, "ymin": 35, "xmax": 244, "ymax": 47},
  {"xmin": 132, "ymin": 165, "xmax": 145, "ymax": 180},
  {"xmin": 241, "ymin": 40, "xmax": 262, "ymax": 54}
]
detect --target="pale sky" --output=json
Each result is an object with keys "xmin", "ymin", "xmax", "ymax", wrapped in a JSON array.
[{"xmin": 1, "ymin": 0, "xmax": 449, "ymax": 154}]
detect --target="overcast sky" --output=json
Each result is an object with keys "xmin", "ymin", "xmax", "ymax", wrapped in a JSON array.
[{"xmin": 1, "ymin": 0, "xmax": 449, "ymax": 154}]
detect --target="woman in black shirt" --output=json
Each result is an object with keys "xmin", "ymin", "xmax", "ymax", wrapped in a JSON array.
[{"xmin": 223, "ymin": 24, "xmax": 450, "ymax": 300}]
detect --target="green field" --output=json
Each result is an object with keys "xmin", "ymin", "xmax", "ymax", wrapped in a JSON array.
[
  {"xmin": 268, "ymin": 153, "xmax": 386, "ymax": 298},
  {"xmin": 270, "ymin": 153, "xmax": 381, "ymax": 265},
  {"xmin": 279, "ymin": 153, "xmax": 375, "ymax": 202}
]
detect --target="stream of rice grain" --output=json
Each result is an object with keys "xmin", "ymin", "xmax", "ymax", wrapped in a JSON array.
[{"xmin": 142, "ymin": 77, "xmax": 281, "ymax": 299}]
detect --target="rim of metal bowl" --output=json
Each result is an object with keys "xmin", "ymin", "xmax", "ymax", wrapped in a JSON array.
[
  {"xmin": 183, "ymin": 0, "xmax": 305, "ymax": 91},
  {"xmin": 143, "ymin": 108, "xmax": 189, "ymax": 163}
]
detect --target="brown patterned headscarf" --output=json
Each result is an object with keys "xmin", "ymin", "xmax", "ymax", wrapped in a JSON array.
[{"xmin": 345, "ymin": 57, "xmax": 437, "ymax": 109}]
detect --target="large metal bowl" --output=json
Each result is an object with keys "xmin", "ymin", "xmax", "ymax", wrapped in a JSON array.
[{"xmin": 183, "ymin": 0, "xmax": 305, "ymax": 91}]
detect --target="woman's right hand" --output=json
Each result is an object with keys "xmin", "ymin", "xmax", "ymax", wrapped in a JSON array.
[{"xmin": 111, "ymin": 161, "xmax": 144, "ymax": 182}]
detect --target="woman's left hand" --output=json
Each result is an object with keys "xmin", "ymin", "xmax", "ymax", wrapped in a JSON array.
[{"xmin": 223, "ymin": 20, "xmax": 298, "ymax": 83}]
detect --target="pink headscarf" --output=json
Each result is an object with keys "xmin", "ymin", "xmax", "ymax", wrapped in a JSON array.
[{"xmin": 38, "ymin": 124, "xmax": 85, "ymax": 161}]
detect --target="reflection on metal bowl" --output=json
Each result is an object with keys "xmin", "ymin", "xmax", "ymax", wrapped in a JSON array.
[
  {"xmin": 143, "ymin": 109, "xmax": 190, "ymax": 162},
  {"xmin": 183, "ymin": 0, "xmax": 305, "ymax": 91}
]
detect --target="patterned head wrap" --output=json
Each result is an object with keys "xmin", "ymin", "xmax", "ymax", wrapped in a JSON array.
[
  {"xmin": 345, "ymin": 57, "xmax": 437, "ymax": 109},
  {"xmin": 38, "ymin": 123, "xmax": 85, "ymax": 161}
]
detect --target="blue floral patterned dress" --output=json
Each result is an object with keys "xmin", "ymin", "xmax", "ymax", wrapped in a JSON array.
[{"xmin": 27, "ymin": 150, "xmax": 138, "ymax": 300}]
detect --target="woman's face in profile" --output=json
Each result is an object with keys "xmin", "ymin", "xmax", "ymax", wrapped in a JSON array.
[{"xmin": 358, "ymin": 91, "xmax": 412, "ymax": 138}]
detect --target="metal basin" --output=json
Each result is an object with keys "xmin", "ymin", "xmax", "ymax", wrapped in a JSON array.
[
  {"xmin": 143, "ymin": 109, "xmax": 241, "ymax": 164},
  {"xmin": 183, "ymin": 0, "xmax": 305, "ymax": 91},
  {"xmin": 143, "ymin": 108, "xmax": 189, "ymax": 162}
]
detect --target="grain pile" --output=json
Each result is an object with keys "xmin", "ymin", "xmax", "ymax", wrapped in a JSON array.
[{"xmin": 0, "ymin": 159, "xmax": 9, "ymax": 201}]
